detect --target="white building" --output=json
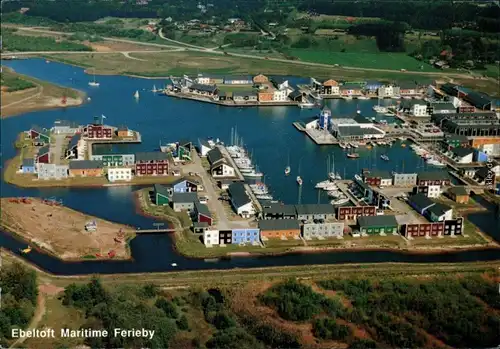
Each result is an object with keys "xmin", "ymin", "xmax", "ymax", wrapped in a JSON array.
[
  {"xmin": 411, "ymin": 104, "xmax": 429, "ymax": 117},
  {"xmin": 51, "ymin": 120, "xmax": 79, "ymax": 134},
  {"xmin": 428, "ymin": 204, "xmax": 453, "ymax": 222},
  {"xmin": 427, "ymin": 185, "xmax": 442, "ymax": 198},
  {"xmin": 210, "ymin": 162, "xmax": 235, "ymax": 178},
  {"xmin": 273, "ymin": 88, "xmax": 288, "ymax": 102},
  {"xmin": 196, "ymin": 76, "xmax": 211, "ymax": 84},
  {"xmin": 228, "ymin": 182, "xmax": 255, "ymax": 217},
  {"xmin": 107, "ymin": 168, "xmax": 132, "ymax": 182},
  {"xmin": 203, "ymin": 230, "xmax": 220, "ymax": 247},
  {"xmin": 37, "ymin": 163, "xmax": 69, "ymax": 180},
  {"xmin": 198, "ymin": 139, "xmax": 213, "ymax": 157},
  {"xmin": 378, "ymin": 85, "xmax": 400, "ymax": 98}
]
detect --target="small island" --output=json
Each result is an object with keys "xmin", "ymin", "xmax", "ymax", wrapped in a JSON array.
[{"xmin": 0, "ymin": 197, "xmax": 135, "ymax": 260}]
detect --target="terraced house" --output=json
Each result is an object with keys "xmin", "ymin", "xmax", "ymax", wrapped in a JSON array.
[
  {"xmin": 135, "ymin": 152, "xmax": 169, "ymax": 176},
  {"xmin": 68, "ymin": 160, "xmax": 104, "ymax": 177},
  {"xmin": 357, "ymin": 215, "xmax": 399, "ymax": 235},
  {"xmin": 91, "ymin": 148, "xmax": 135, "ymax": 166}
]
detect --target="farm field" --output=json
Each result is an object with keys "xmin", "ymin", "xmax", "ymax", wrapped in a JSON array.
[{"xmin": 289, "ymin": 49, "xmax": 437, "ymax": 71}]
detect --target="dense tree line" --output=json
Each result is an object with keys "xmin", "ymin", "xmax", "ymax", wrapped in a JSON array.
[
  {"xmin": 51, "ymin": 23, "xmax": 157, "ymax": 42},
  {"xmin": 1, "ymin": 74, "xmax": 36, "ymax": 92},
  {"xmin": 348, "ymin": 22, "xmax": 408, "ymax": 52},
  {"xmin": 0, "ymin": 262, "xmax": 38, "ymax": 347},
  {"xmin": 2, "ymin": 28, "xmax": 91, "ymax": 52},
  {"xmin": 318, "ymin": 276, "xmax": 500, "ymax": 348}
]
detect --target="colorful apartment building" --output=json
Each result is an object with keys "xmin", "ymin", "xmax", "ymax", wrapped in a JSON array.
[
  {"xmin": 258, "ymin": 219, "xmax": 300, "ymax": 240},
  {"xmin": 135, "ymin": 152, "xmax": 169, "ymax": 176},
  {"xmin": 68, "ymin": 160, "xmax": 104, "ymax": 177}
]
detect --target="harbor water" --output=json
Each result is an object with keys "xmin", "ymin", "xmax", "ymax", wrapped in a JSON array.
[{"xmin": 1, "ymin": 58, "xmax": 499, "ymax": 275}]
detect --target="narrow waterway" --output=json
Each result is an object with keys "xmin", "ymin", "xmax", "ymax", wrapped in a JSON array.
[{"xmin": 1, "ymin": 58, "xmax": 499, "ymax": 275}]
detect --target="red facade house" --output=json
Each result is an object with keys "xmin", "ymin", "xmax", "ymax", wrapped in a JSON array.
[
  {"xmin": 135, "ymin": 152, "xmax": 169, "ymax": 176},
  {"xmin": 417, "ymin": 172, "xmax": 451, "ymax": 186},
  {"xmin": 36, "ymin": 145, "xmax": 50, "ymax": 164},
  {"xmin": 85, "ymin": 124, "xmax": 113, "ymax": 139},
  {"xmin": 337, "ymin": 206, "xmax": 376, "ymax": 220},
  {"xmin": 402, "ymin": 222, "xmax": 444, "ymax": 238},
  {"xmin": 195, "ymin": 201, "xmax": 212, "ymax": 225}
]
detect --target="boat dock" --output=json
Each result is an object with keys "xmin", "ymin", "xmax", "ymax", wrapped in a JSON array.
[
  {"xmin": 217, "ymin": 145, "xmax": 245, "ymax": 181},
  {"xmin": 244, "ymin": 183, "xmax": 263, "ymax": 213},
  {"xmin": 164, "ymin": 91, "xmax": 299, "ymax": 108},
  {"xmin": 294, "ymin": 123, "xmax": 338, "ymax": 145},
  {"xmin": 335, "ymin": 180, "xmax": 361, "ymax": 205}
]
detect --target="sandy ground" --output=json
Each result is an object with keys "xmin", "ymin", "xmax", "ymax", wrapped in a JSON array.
[
  {"xmin": 88, "ymin": 41, "xmax": 166, "ymax": 52},
  {"xmin": 0, "ymin": 198, "xmax": 135, "ymax": 260},
  {"xmin": 1, "ymin": 90, "xmax": 83, "ymax": 118}
]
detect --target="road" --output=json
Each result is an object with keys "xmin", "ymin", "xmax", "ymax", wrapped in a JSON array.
[
  {"xmin": 9, "ymin": 293, "xmax": 46, "ymax": 349},
  {"xmin": 3, "ymin": 26, "xmax": 490, "ymax": 80},
  {"xmin": 51, "ymin": 134, "xmax": 67, "ymax": 165}
]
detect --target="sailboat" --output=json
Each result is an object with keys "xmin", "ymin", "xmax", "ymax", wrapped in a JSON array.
[
  {"xmin": 88, "ymin": 68, "xmax": 100, "ymax": 87},
  {"xmin": 296, "ymin": 158, "xmax": 303, "ymax": 185},
  {"xmin": 134, "ymin": 90, "xmax": 140, "ymax": 99},
  {"xmin": 285, "ymin": 153, "xmax": 291, "ymax": 175}
]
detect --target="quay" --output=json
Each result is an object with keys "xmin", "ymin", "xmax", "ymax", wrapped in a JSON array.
[
  {"xmin": 335, "ymin": 180, "xmax": 361, "ymax": 205},
  {"xmin": 136, "ymin": 228, "xmax": 176, "ymax": 234},
  {"xmin": 293, "ymin": 122, "xmax": 338, "ymax": 145},
  {"xmin": 164, "ymin": 91, "xmax": 299, "ymax": 108}
]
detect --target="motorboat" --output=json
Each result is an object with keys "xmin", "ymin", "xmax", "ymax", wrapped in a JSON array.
[
  {"xmin": 381, "ymin": 154, "xmax": 390, "ymax": 161},
  {"xmin": 88, "ymin": 81, "xmax": 100, "ymax": 87},
  {"xmin": 357, "ymin": 95, "xmax": 369, "ymax": 100},
  {"xmin": 322, "ymin": 183, "xmax": 339, "ymax": 191},
  {"xmin": 331, "ymin": 197, "xmax": 350, "ymax": 205},
  {"xmin": 134, "ymin": 90, "xmax": 140, "ymax": 99},
  {"xmin": 297, "ymin": 176, "xmax": 303, "ymax": 186},
  {"xmin": 298, "ymin": 101, "xmax": 315, "ymax": 109},
  {"xmin": 373, "ymin": 105, "xmax": 389, "ymax": 113},
  {"xmin": 315, "ymin": 180, "xmax": 332, "ymax": 189},
  {"xmin": 327, "ymin": 190, "xmax": 341, "ymax": 197},
  {"xmin": 243, "ymin": 170, "xmax": 263, "ymax": 178},
  {"xmin": 343, "ymin": 96, "xmax": 353, "ymax": 100},
  {"xmin": 338, "ymin": 142, "xmax": 347, "ymax": 149},
  {"xmin": 349, "ymin": 143, "xmax": 359, "ymax": 148},
  {"xmin": 256, "ymin": 194, "xmax": 273, "ymax": 200},
  {"xmin": 335, "ymin": 172, "xmax": 342, "ymax": 180},
  {"xmin": 285, "ymin": 166, "xmax": 291, "ymax": 175},
  {"xmin": 347, "ymin": 153, "xmax": 360, "ymax": 159}
]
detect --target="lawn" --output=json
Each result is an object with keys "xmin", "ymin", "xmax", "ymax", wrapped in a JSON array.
[{"xmin": 289, "ymin": 49, "xmax": 437, "ymax": 71}]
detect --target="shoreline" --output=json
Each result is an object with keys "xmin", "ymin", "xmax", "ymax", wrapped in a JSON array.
[{"xmin": 0, "ymin": 197, "xmax": 136, "ymax": 261}]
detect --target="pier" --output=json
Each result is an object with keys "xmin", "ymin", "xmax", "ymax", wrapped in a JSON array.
[
  {"xmin": 244, "ymin": 183, "xmax": 263, "ymax": 213},
  {"xmin": 136, "ymin": 228, "xmax": 176, "ymax": 233},
  {"xmin": 164, "ymin": 91, "xmax": 299, "ymax": 108},
  {"xmin": 335, "ymin": 180, "xmax": 361, "ymax": 205},
  {"xmin": 294, "ymin": 124, "xmax": 339, "ymax": 145}
]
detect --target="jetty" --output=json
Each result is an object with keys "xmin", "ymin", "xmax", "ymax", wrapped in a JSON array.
[
  {"xmin": 136, "ymin": 228, "xmax": 176, "ymax": 234},
  {"xmin": 294, "ymin": 123, "xmax": 338, "ymax": 145}
]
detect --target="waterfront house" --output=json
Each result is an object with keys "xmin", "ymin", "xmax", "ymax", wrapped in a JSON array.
[
  {"xmin": 232, "ymin": 228, "xmax": 260, "ymax": 245},
  {"xmin": 340, "ymin": 83, "xmax": 363, "ymax": 97},
  {"xmin": 223, "ymin": 76, "xmax": 253, "ymax": 85},
  {"xmin": 444, "ymin": 134, "xmax": 470, "ymax": 148},
  {"xmin": 198, "ymin": 139, "xmax": 213, "ymax": 157},
  {"xmin": 272, "ymin": 87, "xmax": 288, "ymax": 102},
  {"xmin": 473, "ymin": 166, "xmax": 496, "ymax": 185},
  {"xmin": 91, "ymin": 148, "xmax": 135, "ymax": 166},
  {"xmin": 258, "ymin": 90, "xmax": 275, "ymax": 102},
  {"xmin": 259, "ymin": 219, "xmax": 300, "ymax": 240},
  {"xmin": 363, "ymin": 170, "xmax": 392, "ymax": 187},
  {"xmin": 443, "ymin": 217, "xmax": 463, "ymax": 236},
  {"xmin": 21, "ymin": 158, "xmax": 36, "ymax": 173},
  {"xmin": 65, "ymin": 134, "xmax": 80, "ymax": 159},
  {"xmin": 430, "ymin": 102, "xmax": 456, "ymax": 115},
  {"xmin": 195, "ymin": 75, "xmax": 211, "ymax": 84},
  {"xmin": 107, "ymin": 167, "xmax": 132, "ymax": 182},
  {"xmin": 337, "ymin": 206, "xmax": 376, "ymax": 221},
  {"xmin": 68, "ymin": 160, "xmax": 104, "ymax": 177},
  {"xmin": 413, "ymin": 184, "xmax": 442, "ymax": 198},
  {"xmin": 392, "ymin": 173, "xmax": 418, "ymax": 187},
  {"xmin": 426, "ymin": 203, "xmax": 453, "ymax": 222},
  {"xmin": 203, "ymin": 230, "xmax": 220, "ymax": 246},
  {"xmin": 398, "ymin": 81, "xmax": 418, "ymax": 97},
  {"xmin": 232, "ymin": 92, "xmax": 258, "ymax": 102},
  {"xmin": 357, "ymin": 215, "xmax": 398, "ymax": 235},
  {"xmin": 377, "ymin": 84, "xmax": 400, "ymax": 98},
  {"xmin": 117, "ymin": 126, "xmax": 134, "ymax": 138},
  {"xmin": 51, "ymin": 120, "xmax": 79, "ymax": 134},
  {"xmin": 194, "ymin": 200, "xmax": 212, "ymax": 225},
  {"xmin": 37, "ymin": 163, "xmax": 69, "ymax": 180},
  {"xmin": 295, "ymin": 204, "xmax": 336, "ymax": 221},
  {"xmin": 398, "ymin": 100, "xmax": 429, "ymax": 117},
  {"xmin": 207, "ymin": 148, "xmax": 235, "ymax": 178},
  {"xmin": 171, "ymin": 192, "xmax": 197, "ymax": 212},
  {"xmin": 166, "ymin": 178, "xmax": 198, "ymax": 194},
  {"xmin": 450, "ymin": 146, "xmax": 474, "ymax": 164},
  {"xmin": 262, "ymin": 203, "xmax": 296, "ymax": 220},
  {"xmin": 401, "ymin": 222, "xmax": 444, "ymax": 238},
  {"xmin": 407, "ymin": 193, "xmax": 435, "ymax": 215},
  {"xmin": 417, "ymin": 172, "xmax": 451, "ymax": 186},
  {"xmin": 29, "ymin": 126, "xmax": 51, "ymax": 143},
  {"xmin": 135, "ymin": 152, "xmax": 169, "ymax": 176},
  {"xmin": 84, "ymin": 123, "xmax": 113, "ymax": 139},
  {"xmin": 302, "ymin": 221, "xmax": 344, "ymax": 240},
  {"xmin": 228, "ymin": 182, "xmax": 254, "ymax": 217},
  {"xmin": 36, "ymin": 145, "xmax": 50, "ymax": 164},
  {"xmin": 253, "ymin": 74, "xmax": 269, "ymax": 84},
  {"xmin": 322, "ymin": 79, "xmax": 340, "ymax": 96},
  {"xmin": 188, "ymin": 83, "xmax": 218, "ymax": 96},
  {"xmin": 217, "ymin": 91, "xmax": 227, "ymax": 101},
  {"xmin": 154, "ymin": 184, "xmax": 170, "ymax": 205},
  {"xmin": 447, "ymin": 186, "xmax": 469, "ymax": 204}
]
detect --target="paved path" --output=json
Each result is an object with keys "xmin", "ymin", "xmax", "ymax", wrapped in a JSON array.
[{"xmin": 51, "ymin": 134, "xmax": 66, "ymax": 165}]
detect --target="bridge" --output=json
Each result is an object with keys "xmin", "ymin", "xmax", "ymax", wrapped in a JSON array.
[{"xmin": 135, "ymin": 228, "xmax": 177, "ymax": 234}]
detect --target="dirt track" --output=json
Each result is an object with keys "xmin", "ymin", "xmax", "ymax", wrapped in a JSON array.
[{"xmin": 0, "ymin": 198, "xmax": 135, "ymax": 260}]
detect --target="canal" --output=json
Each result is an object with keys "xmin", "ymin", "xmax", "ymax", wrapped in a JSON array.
[{"xmin": 1, "ymin": 58, "xmax": 499, "ymax": 275}]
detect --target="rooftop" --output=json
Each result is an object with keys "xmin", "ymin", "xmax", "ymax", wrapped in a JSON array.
[
  {"xmin": 258, "ymin": 219, "xmax": 300, "ymax": 231},
  {"xmin": 418, "ymin": 171, "xmax": 451, "ymax": 181},
  {"xmin": 194, "ymin": 200, "xmax": 211, "ymax": 217},
  {"xmin": 69, "ymin": 134, "xmax": 80, "ymax": 149},
  {"xmin": 431, "ymin": 102, "xmax": 456, "ymax": 111},
  {"xmin": 408, "ymin": 193, "xmax": 435, "ymax": 210},
  {"xmin": 295, "ymin": 204, "xmax": 336, "ymax": 216},
  {"xmin": 448, "ymin": 186, "xmax": 469, "ymax": 196},
  {"xmin": 427, "ymin": 202, "xmax": 452, "ymax": 217},
  {"xmin": 365, "ymin": 170, "xmax": 392, "ymax": 179},
  {"xmin": 68, "ymin": 160, "xmax": 104, "ymax": 170},
  {"xmin": 190, "ymin": 83, "xmax": 217, "ymax": 93},
  {"xmin": 22, "ymin": 158, "xmax": 35, "ymax": 167},
  {"xmin": 357, "ymin": 215, "xmax": 398, "ymax": 227},
  {"xmin": 172, "ymin": 192, "xmax": 198, "ymax": 203},
  {"xmin": 228, "ymin": 182, "xmax": 251, "ymax": 208},
  {"xmin": 337, "ymin": 125, "xmax": 384, "ymax": 136},
  {"xmin": 54, "ymin": 120, "xmax": 79, "ymax": 128},
  {"xmin": 154, "ymin": 183, "xmax": 170, "ymax": 197},
  {"xmin": 37, "ymin": 145, "xmax": 50, "ymax": 155},
  {"xmin": 135, "ymin": 152, "xmax": 169, "ymax": 162},
  {"xmin": 451, "ymin": 146, "xmax": 474, "ymax": 158},
  {"xmin": 262, "ymin": 203, "xmax": 296, "ymax": 216},
  {"xmin": 207, "ymin": 148, "xmax": 224, "ymax": 165}
]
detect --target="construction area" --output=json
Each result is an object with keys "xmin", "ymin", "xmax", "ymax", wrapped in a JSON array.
[{"xmin": 0, "ymin": 197, "xmax": 135, "ymax": 260}]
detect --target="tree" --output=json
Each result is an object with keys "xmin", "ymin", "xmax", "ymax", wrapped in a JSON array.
[{"xmin": 155, "ymin": 298, "xmax": 179, "ymax": 319}]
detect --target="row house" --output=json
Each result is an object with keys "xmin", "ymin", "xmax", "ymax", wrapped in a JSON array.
[
  {"xmin": 231, "ymin": 228, "xmax": 260, "ymax": 245},
  {"xmin": 310, "ymin": 78, "xmax": 340, "ymax": 96},
  {"xmin": 337, "ymin": 206, "xmax": 376, "ymax": 221},
  {"xmin": 135, "ymin": 152, "xmax": 169, "ymax": 176},
  {"xmin": 233, "ymin": 92, "xmax": 258, "ymax": 102},
  {"xmin": 258, "ymin": 89, "xmax": 275, "ymax": 102},
  {"xmin": 223, "ymin": 76, "xmax": 253, "ymax": 85},
  {"xmin": 392, "ymin": 173, "xmax": 418, "ymax": 187},
  {"xmin": 107, "ymin": 167, "xmax": 132, "ymax": 182},
  {"xmin": 68, "ymin": 160, "xmax": 104, "ymax": 177},
  {"xmin": 261, "ymin": 203, "xmax": 297, "ymax": 220},
  {"xmin": 203, "ymin": 228, "xmax": 260, "ymax": 247},
  {"xmin": 340, "ymin": 83, "xmax": 363, "ymax": 97},
  {"xmin": 401, "ymin": 222, "xmax": 445, "ymax": 238},
  {"xmin": 85, "ymin": 124, "xmax": 113, "ymax": 139},
  {"xmin": 259, "ymin": 219, "xmax": 300, "ymax": 240},
  {"xmin": 413, "ymin": 184, "xmax": 442, "ymax": 198},
  {"xmin": 37, "ymin": 163, "xmax": 69, "ymax": 180},
  {"xmin": 302, "ymin": 221, "xmax": 344, "ymax": 240},
  {"xmin": 363, "ymin": 170, "xmax": 392, "ymax": 187},
  {"xmin": 417, "ymin": 172, "xmax": 451, "ymax": 186},
  {"xmin": 398, "ymin": 81, "xmax": 418, "ymax": 97},
  {"xmin": 377, "ymin": 84, "xmax": 400, "ymax": 98},
  {"xmin": 295, "ymin": 204, "xmax": 336, "ymax": 221},
  {"xmin": 357, "ymin": 215, "xmax": 399, "ymax": 235}
]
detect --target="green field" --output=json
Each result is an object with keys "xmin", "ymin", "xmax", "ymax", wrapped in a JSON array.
[{"xmin": 289, "ymin": 49, "xmax": 437, "ymax": 71}]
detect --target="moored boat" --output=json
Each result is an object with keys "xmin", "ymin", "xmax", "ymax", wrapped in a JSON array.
[
  {"xmin": 297, "ymin": 176, "xmax": 303, "ymax": 186},
  {"xmin": 331, "ymin": 197, "xmax": 350, "ymax": 205},
  {"xmin": 381, "ymin": 154, "xmax": 390, "ymax": 161},
  {"xmin": 347, "ymin": 153, "xmax": 360, "ymax": 159}
]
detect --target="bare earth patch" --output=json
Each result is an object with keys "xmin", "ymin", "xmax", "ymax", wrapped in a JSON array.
[{"xmin": 0, "ymin": 198, "xmax": 135, "ymax": 260}]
